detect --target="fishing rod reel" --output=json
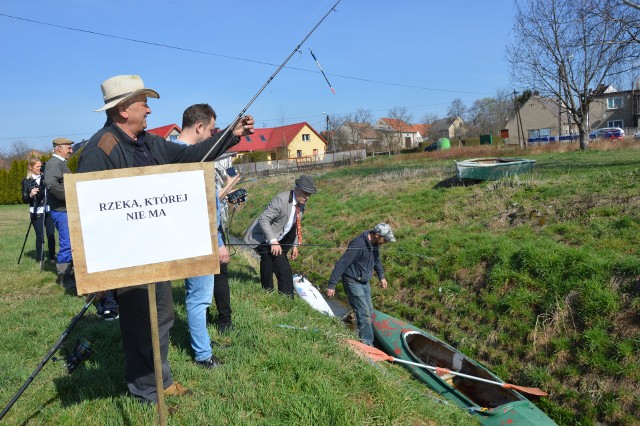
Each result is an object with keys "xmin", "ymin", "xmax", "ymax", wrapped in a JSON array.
[{"xmin": 52, "ymin": 337, "xmax": 95, "ymax": 374}]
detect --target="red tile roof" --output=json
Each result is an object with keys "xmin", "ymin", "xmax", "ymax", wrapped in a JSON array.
[
  {"xmin": 147, "ymin": 124, "xmax": 181, "ymax": 138},
  {"xmin": 229, "ymin": 122, "xmax": 326, "ymax": 153}
]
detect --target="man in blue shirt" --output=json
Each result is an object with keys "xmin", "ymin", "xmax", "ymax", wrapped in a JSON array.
[{"xmin": 176, "ymin": 103, "xmax": 230, "ymax": 368}]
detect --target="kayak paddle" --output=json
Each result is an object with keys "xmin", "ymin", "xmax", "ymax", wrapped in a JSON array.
[{"xmin": 345, "ymin": 339, "xmax": 548, "ymax": 397}]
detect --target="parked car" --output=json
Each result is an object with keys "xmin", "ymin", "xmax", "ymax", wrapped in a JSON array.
[
  {"xmin": 589, "ymin": 127, "xmax": 625, "ymax": 139},
  {"xmin": 633, "ymin": 130, "xmax": 640, "ymax": 139}
]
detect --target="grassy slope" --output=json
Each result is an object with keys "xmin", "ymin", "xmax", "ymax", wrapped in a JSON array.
[
  {"xmin": 231, "ymin": 141, "xmax": 640, "ymax": 426},
  {"xmin": 0, "ymin": 205, "xmax": 472, "ymax": 425}
]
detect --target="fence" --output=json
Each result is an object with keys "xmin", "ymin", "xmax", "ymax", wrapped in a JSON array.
[{"xmin": 234, "ymin": 149, "xmax": 367, "ymax": 178}]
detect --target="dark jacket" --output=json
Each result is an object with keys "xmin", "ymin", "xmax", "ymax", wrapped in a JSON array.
[
  {"xmin": 327, "ymin": 230, "xmax": 385, "ymax": 289},
  {"xmin": 77, "ymin": 122, "xmax": 239, "ymax": 172},
  {"xmin": 21, "ymin": 176, "xmax": 47, "ymax": 218},
  {"xmin": 43, "ymin": 156, "xmax": 70, "ymax": 212}
]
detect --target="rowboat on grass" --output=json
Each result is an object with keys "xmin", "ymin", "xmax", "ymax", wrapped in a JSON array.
[
  {"xmin": 455, "ymin": 158, "xmax": 536, "ymax": 181},
  {"xmin": 371, "ymin": 310, "xmax": 556, "ymax": 425}
]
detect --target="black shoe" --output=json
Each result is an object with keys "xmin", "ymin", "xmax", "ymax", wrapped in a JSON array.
[
  {"xmin": 195, "ymin": 355, "xmax": 223, "ymax": 369},
  {"xmin": 216, "ymin": 322, "xmax": 234, "ymax": 334}
]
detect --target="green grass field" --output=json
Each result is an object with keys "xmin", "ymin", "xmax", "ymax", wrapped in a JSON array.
[
  {"xmin": 0, "ymin": 205, "xmax": 473, "ymax": 425},
  {"xmin": 231, "ymin": 141, "xmax": 640, "ymax": 425}
]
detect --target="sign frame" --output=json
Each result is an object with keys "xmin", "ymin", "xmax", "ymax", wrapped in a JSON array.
[{"xmin": 65, "ymin": 163, "xmax": 220, "ymax": 295}]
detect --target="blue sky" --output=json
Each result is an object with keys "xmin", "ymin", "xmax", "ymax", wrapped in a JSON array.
[{"xmin": 0, "ymin": 0, "xmax": 516, "ymax": 151}]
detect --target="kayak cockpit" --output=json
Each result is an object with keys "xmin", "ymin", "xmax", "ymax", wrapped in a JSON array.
[{"xmin": 402, "ymin": 331, "xmax": 522, "ymax": 408}]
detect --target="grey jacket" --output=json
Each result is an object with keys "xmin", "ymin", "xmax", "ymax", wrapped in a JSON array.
[
  {"xmin": 44, "ymin": 155, "xmax": 71, "ymax": 212},
  {"xmin": 244, "ymin": 190, "xmax": 305, "ymax": 247}
]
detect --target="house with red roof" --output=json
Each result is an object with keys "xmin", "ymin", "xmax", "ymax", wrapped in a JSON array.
[
  {"xmin": 147, "ymin": 124, "xmax": 182, "ymax": 142},
  {"xmin": 229, "ymin": 122, "xmax": 327, "ymax": 160},
  {"xmin": 374, "ymin": 118, "xmax": 425, "ymax": 149}
]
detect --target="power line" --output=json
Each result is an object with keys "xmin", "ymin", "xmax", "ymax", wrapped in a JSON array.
[{"xmin": 0, "ymin": 12, "xmax": 493, "ymax": 96}]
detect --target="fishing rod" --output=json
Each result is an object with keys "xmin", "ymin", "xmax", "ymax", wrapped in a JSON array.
[
  {"xmin": 199, "ymin": 0, "xmax": 342, "ymax": 163},
  {"xmin": 0, "ymin": 294, "xmax": 97, "ymax": 421}
]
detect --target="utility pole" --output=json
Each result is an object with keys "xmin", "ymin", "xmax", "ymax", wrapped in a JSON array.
[{"xmin": 323, "ymin": 112, "xmax": 330, "ymax": 152}]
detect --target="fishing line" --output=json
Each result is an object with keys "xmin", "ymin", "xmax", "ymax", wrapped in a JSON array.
[
  {"xmin": 224, "ymin": 240, "xmax": 436, "ymax": 262},
  {"xmin": 199, "ymin": 0, "xmax": 342, "ymax": 163}
]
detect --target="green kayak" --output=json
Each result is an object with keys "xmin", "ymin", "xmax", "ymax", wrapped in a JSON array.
[
  {"xmin": 372, "ymin": 310, "xmax": 557, "ymax": 425},
  {"xmin": 455, "ymin": 157, "xmax": 536, "ymax": 181}
]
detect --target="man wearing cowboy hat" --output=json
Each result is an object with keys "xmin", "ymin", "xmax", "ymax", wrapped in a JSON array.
[
  {"xmin": 44, "ymin": 137, "xmax": 75, "ymax": 290},
  {"xmin": 76, "ymin": 75, "xmax": 254, "ymax": 403},
  {"xmin": 244, "ymin": 175, "xmax": 316, "ymax": 297}
]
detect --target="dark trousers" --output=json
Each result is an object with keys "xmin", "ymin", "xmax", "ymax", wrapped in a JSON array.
[
  {"xmin": 257, "ymin": 227, "xmax": 296, "ymax": 297},
  {"xmin": 32, "ymin": 214, "xmax": 55, "ymax": 261},
  {"xmin": 116, "ymin": 282, "xmax": 174, "ymax": 402},
  {"xmin": 213, "ymin": 262, "xmax": 232, "ymax": 325}
]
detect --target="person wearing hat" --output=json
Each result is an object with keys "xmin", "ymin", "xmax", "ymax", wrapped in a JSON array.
[
  {"xmin": 244, "ymin": 175, "xmax": 317, "ymax": 297},
  {"xmin": 76, "ymin": 75, "xmax": 254, "ymax": 403},
  {"xmin": 44, "ymin": 137, "xmax": 75, "ymax": 290},
  {"xmin": 326, "ymin": 223, "xmax": 396, "ymax": 346}
]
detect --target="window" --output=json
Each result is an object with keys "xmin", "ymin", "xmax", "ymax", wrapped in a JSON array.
[
  {"xmin": 607, "ymin": 97, "xmax": 623, "ymax": 109},
  {"xmin": 313, "ymin": 149, "xmax": 318, "ymax": 156},
  {"xmin": 302, "ymin": 134, "xmax": 310, "ymax": 141},
  {"xmin": 260, "ymin": 135, "xmax": 266, "ymax": 141},
  {"xmin": 297, "ymin": 150, "xmax": 303, "ymax": 157},
  {"xmin": 608, "ymin": 120, "xmax": 623, "ymax": 128},
  {"xmin": 169, "ymin": 135, "xmax": 177, "ymax": 142},
  {"xmin": 245, "ymin": 136, "xmax": 252, "ymax": 142},
  {"xmin": 528, "ymin": 128, "xmax": 550, "ymax": 138}
]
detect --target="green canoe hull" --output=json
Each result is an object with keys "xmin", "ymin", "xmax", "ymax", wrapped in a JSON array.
[
  {"xmin": 372, "ymin": 310, "xmax": 556, "ymax": 425},
  {"xmin": 455, "ymin": 158, "xmax": 536, "ymax": 181}
]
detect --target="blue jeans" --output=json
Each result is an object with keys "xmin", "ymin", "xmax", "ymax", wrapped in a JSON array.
[
  {"xmin": 343, "ymin": 279, "xmax": 374, "ymax": 346},
  {"xmin": 50, "ymin": 210, "xmax": 72, "ymax": 263},
  {"xmin": 184, "ymin": 275, "xmax": 214, "ymax": 361}
]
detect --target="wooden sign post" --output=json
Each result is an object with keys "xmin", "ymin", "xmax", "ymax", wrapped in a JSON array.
[{"xmin": 65, "ymin": 163, "xmax": 220, "ymax": 425}]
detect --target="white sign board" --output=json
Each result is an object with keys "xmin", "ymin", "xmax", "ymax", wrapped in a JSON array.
[{"xmin": 65, "ymin": 163, "xmax": 219, "ymax": 294}]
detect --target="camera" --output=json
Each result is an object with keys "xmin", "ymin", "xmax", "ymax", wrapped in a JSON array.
[{"xmin": 227, "ymin": 188, "xmax": 248, "ymax": 204}]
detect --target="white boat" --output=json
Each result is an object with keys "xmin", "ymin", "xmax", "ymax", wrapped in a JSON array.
[{"xmin": 293, "ymin": 274, "xmax": 335, "ymax": 317}]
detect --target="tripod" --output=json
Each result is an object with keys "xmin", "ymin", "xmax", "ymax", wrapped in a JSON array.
[{"xmin": 16, "ymin": 221, "xmax": 33, "ymax": 264}]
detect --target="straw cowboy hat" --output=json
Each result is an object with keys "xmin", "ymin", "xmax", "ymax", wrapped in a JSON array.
[{"xmin": 94, "ymin": 75, "xmax": 159, "ymax": 112}]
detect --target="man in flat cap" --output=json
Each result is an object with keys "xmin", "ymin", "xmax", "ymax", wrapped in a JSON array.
[
  {"xmin": 44, "ymin": 138, "xmax": 75, "ymax": 290},
  {"xmin": 326, "ymin": 223, "xmax": 396, "ymax": 346},
  {"xmin": 244, "ymin": 175, "xmax": 316, "ymax": 297},
  {"xmin": 76, "ymin": 75, "xmax": 254, "ymax": 403}
]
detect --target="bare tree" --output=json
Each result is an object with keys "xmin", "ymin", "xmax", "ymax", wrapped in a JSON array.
[
  {"xmin": 387, "ymin": 106, "xmax": 414, "ymax": 127},
  {"xmin": 507, "ymin": 0, "xmax": 640, "ymax": 150},
  {"xmin": 467, "ymin": 89, "xmax": 514, "ymax": 137},
  {"xmin": 420, "ymin": 112, "xmax": 439, "ymax": 126},
  {"xmin": 6, "ymin": 140, "xmax": 34, "ymax": 162},
  {"xmin": 447, "ymin": 98, "xmax": 467, "ymax": 119},
  {"xmin": 342, "ymin": 108, "xmax": 374, "ymax": 151}
]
